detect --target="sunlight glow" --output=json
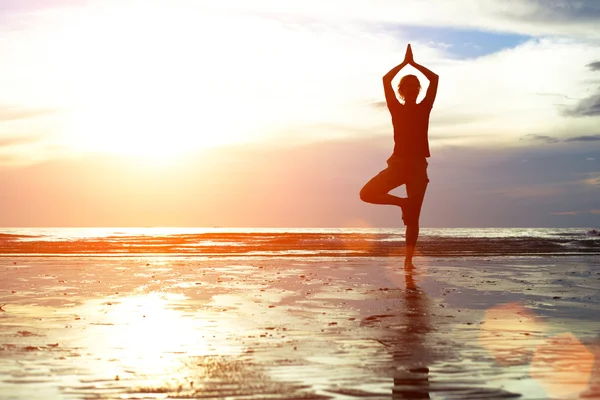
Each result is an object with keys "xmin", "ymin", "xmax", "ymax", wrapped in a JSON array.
[
  {"xmin": 479, "ymin": 303, "xmax": 545, "ymax": 366},
  {"xmin": 530, "ymin": 333, "xmax": 595, "ymax": 398},
  {"xmin": 41, "ymin": 1, "xmax": 361, "ymax": 160},
  {"xmin": 54, "ymin": 4, "xmax": 262, "ymax": 159},
  {"xmin": 1, "ymin": 0, "xmax": 599, "ymax": 169}
]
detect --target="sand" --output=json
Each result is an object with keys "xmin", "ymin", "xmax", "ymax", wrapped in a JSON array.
[{"xmin": 0, "ymin": 255, "xmax": 599, "ymax": 399}]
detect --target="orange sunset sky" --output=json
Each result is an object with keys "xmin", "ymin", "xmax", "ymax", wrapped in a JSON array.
[{"xmin": 1, "ymin": 0, "xmax": 599, "ymax": 227}]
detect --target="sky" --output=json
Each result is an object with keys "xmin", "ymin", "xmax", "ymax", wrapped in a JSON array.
[{"xmin": 0, "ymin": 0, "xmax": 599, "ymax": 228}]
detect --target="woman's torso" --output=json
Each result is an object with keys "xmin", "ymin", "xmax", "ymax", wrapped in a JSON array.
[{"xmin": 390, "ymin": 102, "xmax": 432, "ymax": 158}]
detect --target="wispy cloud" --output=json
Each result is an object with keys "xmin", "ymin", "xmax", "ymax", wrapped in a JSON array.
[
  {"xmin": 493, "ymin": 184, "xmax": 566, "ymax": 198},
  {"xmin": 521, "ymin": 134, "xmax": 560, "ymax": 143},
  {"xmin": 0, "ymin": 106, "xmax": 55, "ymax": 122},
  {"xmin": 0, "ymin": 135, "xmax": 41, "ymax": 148},
  {"xmin": 580, "ymin": 174, "xmax": 600, "ymax": 187},
  {"xmin": 521, "ymin": 133, "xmax": 600, "ymax": 143},
  {"xmin": 564, "ymin": 134, "xmax": 600, "ymax": 142},
  {"xmin": 370, "ymin": 101, "xmax": 387, "ymax": 110}
]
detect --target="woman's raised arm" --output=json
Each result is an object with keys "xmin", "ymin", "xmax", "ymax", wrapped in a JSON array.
[
  {"xmin": 409, "ymin": 50, "xmax": 439, "ymax": 108},
  {"xmin": 382, "ymin": 46, "xmax": 411, "ymax": 110}
]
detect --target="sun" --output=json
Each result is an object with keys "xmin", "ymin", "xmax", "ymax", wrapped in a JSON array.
[
  {"xmin": 65, "ymin": 96, "xmax": 253, "ymax": 160},
  {"xmin": 54, "ymin": 2, "xmax": 268, "ymax": 160}
]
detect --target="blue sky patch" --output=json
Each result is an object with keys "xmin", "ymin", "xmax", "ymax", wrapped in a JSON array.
[{"xmin": 381, "ymin": 24, "xmax": 532, "ymax": 59}]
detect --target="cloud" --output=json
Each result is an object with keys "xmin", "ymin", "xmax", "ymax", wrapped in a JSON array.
[
  {"xmin": 550, "ymin": 211, "xmax": 578, "ymax": 215},
  {"xmin": 0, "ymin": 135, "xmax": 41, "ymax": 148},
  {"xmin": 588, "ymin": 61, "xmax": 600, "ymax": 71},
  {"xmin": 431, "ymin": 39, "xmax": 600, "ymax": 143},
  {"xmin": 0, "ymin": 0, "xmax": 91, "ymax": 14},
  {"xmin": 521, "ymin": 134, "xmax": 560, "ymax": 143},
  {"xmin": 496, "ymin": 0, "xmax": 600, "ymax": 34},
  {"xmin": 371, "ymin": 101, "xmax": 387, "ymax": 110},
  {"xmin": 565, "ymin": 93, "xmax": 600, "ymax": 117},
  {"xmin": 0, "ymin": 106, "xmax": 55, "ymax": 122},
  {"xmin": 564, "ymin": 60, "xmax": 600, "ymax": 117},
  {"xmin": 0, "ymin": 135, "xmax": 598, "ymax": 227},
  {"xmin": 580, "ymin": 174, "xmax": 600, "ymax": 186},
  {"xmin": 564, "ymin": 134, "xmax": 600, "ymax": 142},
  {"xmin": 4, "ymin": 1, "xmax": 600, "ymax": 43},
  {"xmin": 0, "ymin": 0, "xmax": 91, "ymax": 33},
  {"xmin": 223, "ymin": 0, "xmax": 600, "ymax": 38},
  {"xmin": 493, "ymin": 185, "xmax": 565, "ymax": 198},
  {"xmin": 0, "ymin": 0, "xmax": 598, "ymax": 167},
  {"xmin": 519, "ymin": 133, "xmax": 600, "ymax": 143},
  {"xmin": 534, "ymin": 92, "xmax": 582, "ymax": 100}
]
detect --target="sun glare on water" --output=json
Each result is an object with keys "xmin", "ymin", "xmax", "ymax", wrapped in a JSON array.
[{"xmin": 78, "ymin": 292, "xmax": 244, "ymax": 381}]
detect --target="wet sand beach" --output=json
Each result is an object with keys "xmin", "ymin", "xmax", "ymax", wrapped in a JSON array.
[{"xmin": 1, "ymin": 254, "xmax": 599, "ymax": 399}]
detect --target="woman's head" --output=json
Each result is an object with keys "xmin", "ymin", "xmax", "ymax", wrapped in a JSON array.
[{"xmin": 398, "ymin": 74, "xmax": 421, "ymax": 103}]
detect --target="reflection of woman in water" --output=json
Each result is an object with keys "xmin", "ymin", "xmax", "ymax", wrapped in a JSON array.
[
  {"xmin": 392, "ymin": 272, "xmax": 432, "ymax": 399},
  {"xmin": 360, "ymin": 44, "xmax": 438, "ymax": 269}
]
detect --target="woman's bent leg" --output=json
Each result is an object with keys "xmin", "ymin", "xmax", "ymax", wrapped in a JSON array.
[{"xmin": 359, "ymin": 167, "xmax": 407, "ymax": 207}]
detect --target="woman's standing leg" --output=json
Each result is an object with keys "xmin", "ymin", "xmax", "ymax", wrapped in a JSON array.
[{"xmin": 404, "ymin": 177, "xmax": 428, "ymax": 269}]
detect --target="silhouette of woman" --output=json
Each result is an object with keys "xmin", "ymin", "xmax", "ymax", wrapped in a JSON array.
[{"xmin": 360, "ymin": 44, "xmax": 438, "ymax": 269}]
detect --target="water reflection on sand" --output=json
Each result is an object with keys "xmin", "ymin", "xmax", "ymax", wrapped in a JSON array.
[{"xmin": 0, "ymin": 256, "xmax": 599, "ymax": 399}]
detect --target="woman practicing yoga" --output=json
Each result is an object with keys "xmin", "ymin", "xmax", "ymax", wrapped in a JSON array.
[{"xmin": 360, "ymin": 44, "xmax": 438, "ymax": 269}]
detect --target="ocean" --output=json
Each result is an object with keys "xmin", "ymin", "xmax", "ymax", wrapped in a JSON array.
[{"xmin": 1, "ymin": 227, "xmax": 599, "ymax": 257}]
